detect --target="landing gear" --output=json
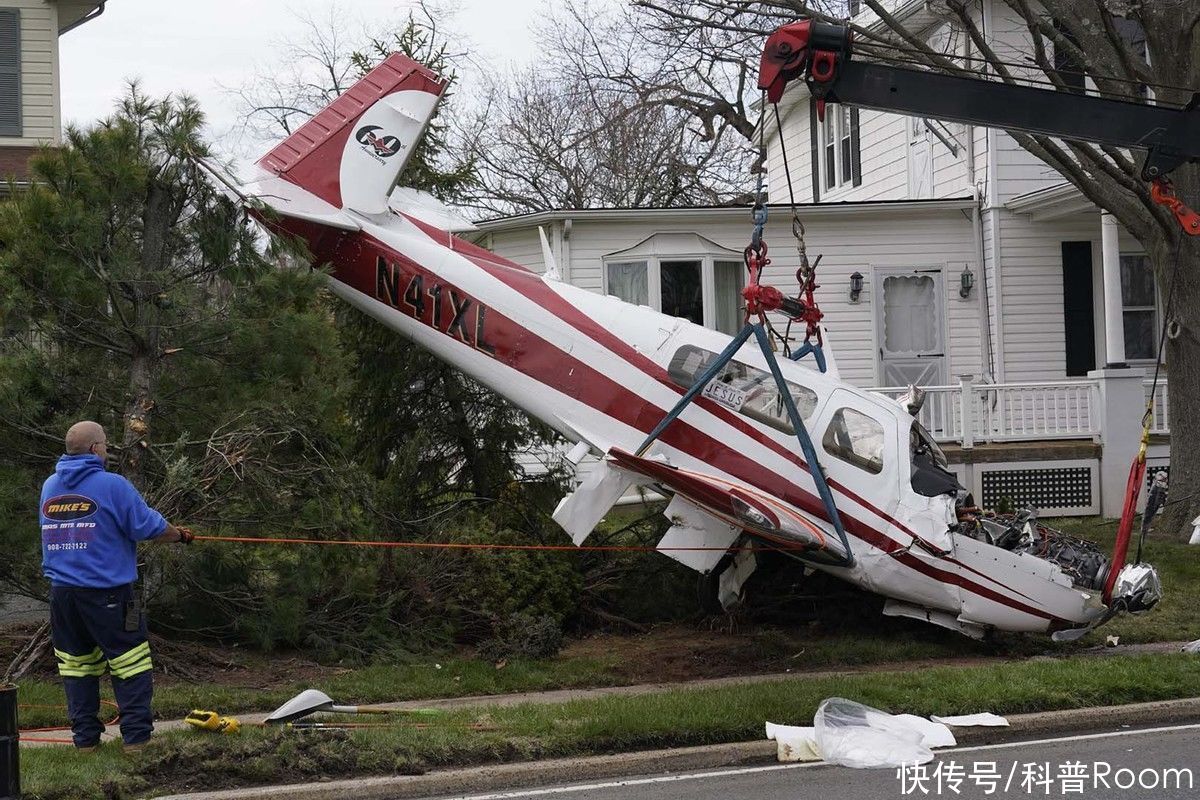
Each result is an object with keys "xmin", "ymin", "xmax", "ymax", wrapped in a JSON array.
[{"xmin": 696, "ymin": 544, "xmax": 759, "ymax": 614}]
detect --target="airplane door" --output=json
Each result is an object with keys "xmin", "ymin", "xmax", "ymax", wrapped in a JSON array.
[
  {"xmin": 814, "ymin": 389, "xmax": 901, "ymax": 527},
  {"xmin": 875, "ymin": 268, "xmax": 946, "ymax": 387}
]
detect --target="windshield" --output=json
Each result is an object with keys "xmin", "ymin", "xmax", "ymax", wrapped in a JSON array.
[
  {"xmin": 910, "ymin": 422, "xmax": 948, "ymax": 468},
  {"xmin": 909, "ymin": 421, "xmax": 958, "ymax": 497}
]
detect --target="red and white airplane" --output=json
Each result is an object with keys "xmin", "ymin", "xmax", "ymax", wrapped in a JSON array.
[{"xmin": 236, "ymin": 53, "xmax": 1159, "ymax": 641}]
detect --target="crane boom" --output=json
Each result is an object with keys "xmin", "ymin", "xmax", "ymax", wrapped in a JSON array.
[{"xmin": 758, "ymin": 19, "xmax": 1200, "ymax": 220}]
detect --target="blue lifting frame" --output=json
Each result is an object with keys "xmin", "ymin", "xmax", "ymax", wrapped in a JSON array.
[{"xmin": 634, "ymin": 321, "xmax": 855, "ymax": 568}]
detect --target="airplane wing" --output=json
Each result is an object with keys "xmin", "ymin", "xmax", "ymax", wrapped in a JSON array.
[{"xmin": 552, "ymin": 447, "xmax": 850, "ymax": 571}]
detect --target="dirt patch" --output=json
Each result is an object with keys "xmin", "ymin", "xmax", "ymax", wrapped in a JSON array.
[{"xmin": 560, "ymin": 625, "xmax": 800, "ymax": 682}]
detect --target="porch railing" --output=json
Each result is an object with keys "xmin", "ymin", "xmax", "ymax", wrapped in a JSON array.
[
  {"xmin": 869, "ymin": 378, "xmax": 1101, "ymax": 446},
  {"xmin": 1144, "ymin": 378, "xmax": 1169, "ymax": 435}
]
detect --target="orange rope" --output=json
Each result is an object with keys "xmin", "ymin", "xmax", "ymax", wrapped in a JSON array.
[
  {"xmin": 18, "ymin": 700, "xmax": 121, "ymax": 736},
  {"xmin": 20, "ymin": 736, "xmax": 75, "ymax": 745},
  {"xmin": 193, "ymin": 534, "xmax": 808, "ymax": 553}
]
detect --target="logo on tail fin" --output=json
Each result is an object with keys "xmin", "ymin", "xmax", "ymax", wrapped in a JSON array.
[{"xmin": 355, "ymin": 125, "xmax": 404, "ymax": 161}]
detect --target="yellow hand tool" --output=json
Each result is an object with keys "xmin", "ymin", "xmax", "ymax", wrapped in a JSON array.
[{"xmin": 184, "ymin": 709, "xmax": 241, "ymax": 734}]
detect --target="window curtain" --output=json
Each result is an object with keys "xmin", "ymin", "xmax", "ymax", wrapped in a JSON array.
[
  {"xmin": 882, "ymin": 275, "xmax": 938, "ymax": 353},
  {"xmin": 714, "ymin": 260, "xmax": 745, "ymax": 335},
  {"xmin": 606, "ymin": 261, "xmax": 649, "ymax": 306}
]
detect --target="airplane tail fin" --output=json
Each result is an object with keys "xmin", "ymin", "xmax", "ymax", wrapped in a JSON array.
[{"xmin": 255, "ymin": 54, "xmax": 447, "ymax": 216}]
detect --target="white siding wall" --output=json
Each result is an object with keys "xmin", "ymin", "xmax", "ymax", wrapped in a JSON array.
[
  {"xmin": 5, "ymin": 0, "xmax": 58, "ymax": 145},
  {"xmin": 763, "ymin": 96, "xmax": 815, "ymax": 204},
  {"xmin": 480, "ymin": 206, "xmax": 981, "ymax": 389},
  {"xmin": 995, "ymin": 211, "xmax": 1101, "ymax": 382},
  {"xmin": 985, "ymin": 1, "xmax": 1068, "ymax": 203},
  {"xmin": 486, "ymin": 228, "xmax": 543, "ymax": 275},
  {"xmin": 488, "ymin": 0, "xmax": 1130, "ymax": 390},
  {"xmin": 930, "ymin": 121, "xmax": 973, "ymax": 197}
]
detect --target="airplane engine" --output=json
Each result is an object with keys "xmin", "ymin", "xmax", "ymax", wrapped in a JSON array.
[{"xmin": 974, "ymin": 513, "xmax": 1110, "ymax": 591}]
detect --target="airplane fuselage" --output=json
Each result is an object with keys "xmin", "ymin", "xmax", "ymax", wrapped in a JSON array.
[{"xmin": 263, "ymin": 208, "xmax": 1110, "ymax": 638}]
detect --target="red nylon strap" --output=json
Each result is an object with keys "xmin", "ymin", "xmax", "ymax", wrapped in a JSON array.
[{"xmin": 1102, "ymin": 454, "xmax": 1147, "ymax": 602}]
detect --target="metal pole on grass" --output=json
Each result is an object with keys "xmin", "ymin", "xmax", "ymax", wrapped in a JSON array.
[{"xmin": 0, "ymin": 684, "xmax": 19, "ymax": 800}]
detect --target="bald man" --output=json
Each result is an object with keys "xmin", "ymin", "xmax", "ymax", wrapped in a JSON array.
[{"xmin": 40, "ymin": 421, "xmax": 192, "ymax": 751}]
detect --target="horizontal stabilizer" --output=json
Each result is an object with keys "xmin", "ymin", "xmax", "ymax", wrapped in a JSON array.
[
  {"xmin": 241, "ymin": 172, "xmax": 361, "ymax": 231},
  {"xmin": 658, "ymin": 494, "xmax": 741, "ymax": 574},
  {"xmin": 388, "ymin": 187, "xmax": 477, "ymax": 233}
]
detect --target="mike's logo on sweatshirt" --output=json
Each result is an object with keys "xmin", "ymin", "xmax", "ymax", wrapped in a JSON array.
[{"xmin": 42, "ymin": 494, "xmax": 98, "ymax": 521}]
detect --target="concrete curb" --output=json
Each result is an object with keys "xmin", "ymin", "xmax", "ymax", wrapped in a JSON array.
[{"xmin": 159, "ymin": 697, "xmax": 1200, "ymax": 800}]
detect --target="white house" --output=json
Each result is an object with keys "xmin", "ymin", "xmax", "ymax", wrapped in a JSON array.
[
  {"xmin": 471, "ymin": 0, "xmax": 1168, "ymax": 517},
  {"xmin": 0, "ymin": 0, "xmax": 106, "ymax": 183}
]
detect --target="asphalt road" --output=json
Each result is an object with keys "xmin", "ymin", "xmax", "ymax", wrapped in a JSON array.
[{"xmin": 425, "ymin": 724, "xmax": 1200, "ymax": 800}]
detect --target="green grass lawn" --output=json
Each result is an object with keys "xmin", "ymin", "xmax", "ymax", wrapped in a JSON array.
[{"xmin": 19, "ymin": 652, "xmax": 1200, "ymax": 800}]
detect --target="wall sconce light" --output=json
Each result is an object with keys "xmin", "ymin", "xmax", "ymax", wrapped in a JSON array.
[
  {"xmin": 959, "ymin": 267, "xmax": 974, "ymax": 299},
  {"xmin": 849, "ymin": 271, "xmax": 864, "ymax": 303}
]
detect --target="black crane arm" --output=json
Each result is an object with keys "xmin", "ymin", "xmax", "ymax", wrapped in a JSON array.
[{"xmin": 758, "ymin": 20, "xmax": 1200, "ymax": 232}]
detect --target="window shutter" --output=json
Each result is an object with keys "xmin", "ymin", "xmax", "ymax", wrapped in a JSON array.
[
  {"xmin": 809, "ymin": 97, "xmax": 820, "ymax": 202},
  {"xmin": 0, "ymin": 9, "xmax": 20, "ymax": 137},
  {"xmin": 850, "ymin": 108, "xmax": 862, "ymax": 187}
]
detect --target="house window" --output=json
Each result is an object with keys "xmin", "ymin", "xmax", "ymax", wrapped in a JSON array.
[
  {"xmin": 668, "ymin": 344, "xmax": 818, "ymax": 435},
  {"xmin": 0, "ymin": 8, "xmax": 21, "ymax": 137},
  {"xmin": 1120, "ymin": 253, "xmax": 1157, "ymax": 361},
  {"xmin": 603, "ymin": 240, "xmax": 745, "ymax": 335},
  {"xmin": 661, "ymin": 260, "xmax": 703, "ymax": 326},
  {"xmin": 1054, "ymin": 18, "xmax": 1147, "ymax": 99},
  {"xmin": 819, "ymin": 105, "xmax": 859, "ymax": 192},
  {"xmin": 605, "ymin": 261, "xmax": 649, "ymax": 306},
  {"xmin": 1052, "ymin": 21, "xmax": 1085, "ymax": 94}
]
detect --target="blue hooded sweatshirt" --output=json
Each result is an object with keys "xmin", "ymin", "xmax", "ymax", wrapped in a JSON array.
[{"xmin": 40, "ymin": 454, "xmax": 167, "ymax": 588}]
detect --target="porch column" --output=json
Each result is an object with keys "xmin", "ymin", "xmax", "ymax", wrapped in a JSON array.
[
  {"xmin": 1089, "ymin": 366, "xmax": 1146, "ymax": 517},
  {"xmin": 1100, "ymin": 212, "xmax": 1127, "ymax": 367}
]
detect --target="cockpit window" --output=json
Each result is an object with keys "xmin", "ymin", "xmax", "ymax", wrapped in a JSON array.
[
  {"xmin": 910, "ymin": 422, "xmax": 948, "ymax": 468},
  {"xmin": 668, "ymin": 345, "xmax": 817, "ymax": 435},
  {"xmin": 910, "ymin": 421, "xmax": 960, "ymax": 497},
  {"xmin": 822, "ymin": 408, "xmax": 884, "ymax": 474}
]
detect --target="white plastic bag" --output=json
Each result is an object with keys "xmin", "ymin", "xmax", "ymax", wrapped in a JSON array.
[
  {"xmin": 814, "ymin": 698, "xmax": 935, "ymax": 769},
  {"xmin": 1181, "ymin": 639, "xmax": 1200, "ymax": 654}
]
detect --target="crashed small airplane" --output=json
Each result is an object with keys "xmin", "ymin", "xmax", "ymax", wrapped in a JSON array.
[{"xmin": 232, "ymin": 50, "xmax": 1160, "ymax": 641}]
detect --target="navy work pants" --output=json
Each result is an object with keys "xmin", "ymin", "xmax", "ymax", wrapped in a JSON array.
[{"xmin": 49, "ymin": 584, "xmax": 154, "ymax": 747}]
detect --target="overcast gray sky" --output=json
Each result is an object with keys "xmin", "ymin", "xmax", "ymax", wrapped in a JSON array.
[{"xmin": 60, "ymin": 0, "xmax": 563, "ymax": 159}]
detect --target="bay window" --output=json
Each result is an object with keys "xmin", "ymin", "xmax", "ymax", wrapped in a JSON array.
[{"xmin": 603, "ymin": 234, "xmax": 746, "ymax": 335}]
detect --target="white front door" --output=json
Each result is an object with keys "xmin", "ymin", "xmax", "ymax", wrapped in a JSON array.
[
  {"xmin": 876, "ymin": 268, "xmax": 946, "ymax": 386},
  {"xmin": 908, "ymin": 117, "xmax": 933, "ymax": 199}
]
